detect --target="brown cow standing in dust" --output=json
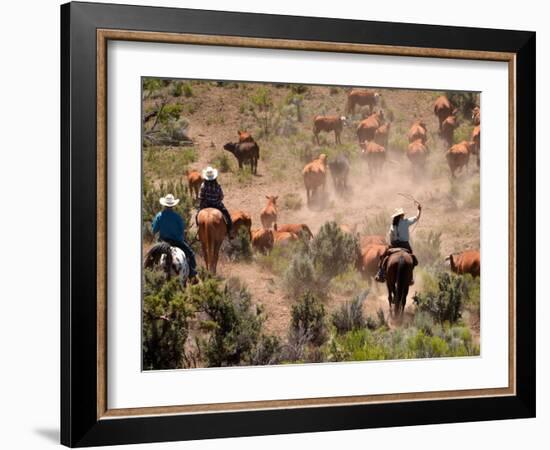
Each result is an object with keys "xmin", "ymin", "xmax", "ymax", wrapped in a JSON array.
[
  {"xmin": 374, "ymin": 123, "xmax": 391, "ymax": 148},
  {"xmin": 229, "ymin": 210, "xmax": 252, "ymax": 240},
  {"xmin": 276, "ymin": 223, "xmax": 314, "ymax": 240},
  {"xmin": 441, "ymin": 115, "xmax": 459, "ymax": 146},
  {"xmin": 407, "ymin": 120, "xmax": 428, "ymax": 144},
  {"xmin": 303, "ymin": 154, "xmax": 328, "ymax": 205},
  {"xmin": 346, "ymin": 89, "xmax": 380, "ymax": 115},
  {"xmin": 471, "ymin": 125, "xmax": 481, "ymax": 168},
  {"xmin": 186, "ymin": 169, "xmax": 202, "ymax": 200},
  {"xmin": 313, "ymin": 115, "xmax": 346, "ymax": 145},
  {"xmin": 260, "ymin": 195, "xmax": 278, "ymax": 229},
  {"xmin": 357, "ymin": 111, "xmax": 385, "ymax": 143},
  {"xmin": 251, "ymin": 228, "xmax": 274, "ymax": 254},
  {"xmin": 446, "ymin": 141, "xmax": 475, "ymax": 177},
  {"xmin": 433, "ymin": 95, "xmax": 455, "ymax": 131},
  {"xmin": 360, "ymin": 141, "xmax": 386, "ymax": 174},
  {"xmin": 407, "ymin": 139, "xmax": 429, "ymax": 172},
  {"xmin": 446, "ymin": 250, "xmax": 480, "ymax": 277}
]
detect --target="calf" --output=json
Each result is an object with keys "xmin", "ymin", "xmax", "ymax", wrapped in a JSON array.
[
  {"xmin": 237, "ymin": 130, "xmax": 254, "ymax": 143},
  {"xmin": 276, "ymin": 223, "xmax": 314, "ymax": 240},
  {"xmin": 303, "ymin": 154, "xmax": 328, "ymax": 205},
  {"xmin": 186, "ymin": 169, "xmax": 202, "ymax": 200},
  {"xmin": 260, "ymin": 195, "xmax": 278, "ymax": 229},
  {"xmin": 223, "ymin": 141, "xmax": 260, "ymax": 174},
  {"xmin": 251, "ymin": 228, "xmax": 274, "ymax": 254},
  {"xmin": 313, "ymin": 115, "xmax": 346, "ymax": 145}
]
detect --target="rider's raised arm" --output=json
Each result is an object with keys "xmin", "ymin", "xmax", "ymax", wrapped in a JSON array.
[{"xmin": 407, "ymin": 205, "xmax": 422, "ymax": 225}]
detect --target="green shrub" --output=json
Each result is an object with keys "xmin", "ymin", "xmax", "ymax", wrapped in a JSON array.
[
  {"xmin": 284, "ymin": 252, "xmax": 316, "ymax": 297},
  {"xmin": 329, "ymin": 269, "xmax": 369, "ymax": 297},
  {"xmin": 190, "ymin": 277, "xmax": 278, "ymax": 367},
  {"xmin": 452, "ymin": 122, "xmax": 474, "ymax": 145},
  {"xmin": 142, "ymin": 77, "xmax": 163, "ymax": 99},
  {"xmin": 172, "ymin": 81, "xmax": 184, "ymax": 97},
  {"xmin": 413, "ymin": 272, "xmax": 466, "ymax": 324},
  {"xmin": 331, "ymin": 293, "xmax": 367, "ymax": 334},
  {"xmin": 142, "ymin": 268, "xmax": 195, "ymax": 370},
  {"xmin": 282, "ymin": 192, "xmax": 303, "ymax": 211},
  {"xmin": 182, "ymin": 82, "xmax": 193, "ymax": 98},
  {"xmin": 290, "ymin": 292, "xmax": 327, "ymax": 346},
  {"xmin": 224, "ymin": 227, "xmax": 252, "ymax": 262},
  {"xmin": 311, "ymin": 221, "xmax": 359, "ymax": 282}
]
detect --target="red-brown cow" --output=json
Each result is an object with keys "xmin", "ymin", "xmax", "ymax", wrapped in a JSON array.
[
  {"xmin": 374, "ymin": 122, "xmax": 391, "ymax": 148},
  {"xmin": 360, "ymin": 141, "xmax": 386, "ymax": 174},
  {"xmin": 433, "ymin": 95, "xmax": 455, "ymax": 131},
  {"xmin": 446, "ymin": 250, "xmax": 480, "ymax": 277},
  {"xmin": 303, "ymin": 154, "xmax": 328, "ymax": 205},
  {"xmin": 471, "ymin": 125, "xmax": 481, "ymax": 168},
  {"xmin": 346, "ymin": 89, "xmax": 380, "ymax": 115},
  {"xmin": 407, "ymin": 139, "xmax": 429, "ymax": 172},
  {"xmin": 441, "ymin": 115, "xmax": 459, "ymax": 146},
  {"xmin": 251, "ymin": 228, "xmax": 274, "ymax": 254},
  {"xmin": 276, "ymin": 223, "xmax": 314, "ymax": 240},
  {"xmin": 446, "ymin": 141, "xmax": 475, "ymax": 177},
  {"xmin": 312, "ymin": 115, "xmax": 346, "ymax": 145},
  {"xmin": 407, "ymin": 120, "xmax": 428, "ymax": 144},
  {"xmin": 357, "ymin": 111, "xmax": 385, "ymax": 143}
]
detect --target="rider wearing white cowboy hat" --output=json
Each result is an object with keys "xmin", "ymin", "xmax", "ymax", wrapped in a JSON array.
[
  {"xmin": 152, "ymin": 193, "xmax": 197, "ymax": 278},
  {"xmin": 197, "ymin": 166, "xmax": 233, "ymax": 234},
  {"xmin": 375, "ymin": 203, "xmax": 422, "ymax": 283}
]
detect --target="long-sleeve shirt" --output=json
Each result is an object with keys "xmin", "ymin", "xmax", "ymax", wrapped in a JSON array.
[
  {"xmin": 152, "ymin": 209, "xmax": 185, "ymax": 243},
  {"xmin": 388, "ymin": 214, "xmax": 419, "ymax": 243},
  {"xmin": 199, "ymin": 180, "xmax": 224, "ymax": 208}
]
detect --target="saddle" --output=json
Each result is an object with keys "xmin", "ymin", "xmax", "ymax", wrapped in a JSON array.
[{"xmin": 384, "ymin": 247, "xmax": 418, "ymax": 266}]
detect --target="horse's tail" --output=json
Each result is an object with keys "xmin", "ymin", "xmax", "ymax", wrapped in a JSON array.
[
  {"xmin": 396, "ymin": 254, "xmax": 406, "ymax": 309},
  {"xmin": 198, "ymin": 218, "xmax": 210, "ymax": 272}
]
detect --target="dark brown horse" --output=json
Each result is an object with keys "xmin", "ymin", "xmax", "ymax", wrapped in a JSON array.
[{"xmin": 385, "ymin": 250, "xmax": 414, "ymax": 317}]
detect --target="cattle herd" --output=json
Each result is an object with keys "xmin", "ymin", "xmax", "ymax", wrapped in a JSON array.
[{"xmin": 185, "ymin": 88, "xmax": 481, "ymax": 283}]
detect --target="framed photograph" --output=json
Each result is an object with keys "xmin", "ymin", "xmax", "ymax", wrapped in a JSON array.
[{"xmin": 61, "ymin": 1, "xmax": 535, "ymax": 447}]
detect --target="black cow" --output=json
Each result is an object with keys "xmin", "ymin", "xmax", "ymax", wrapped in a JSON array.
[
  {"xmin": 223, "ymin": 141, "xmax": 260, "ymax": 174},
  {"xmin": 328, "ymin": 154, "xmax": 350, "ymax": 194}
]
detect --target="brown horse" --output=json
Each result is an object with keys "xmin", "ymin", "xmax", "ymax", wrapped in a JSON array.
[
  {"xmin": 197, "ymin": 208, "xmax": 227, "ymax": 274},
  {"xmin": 385, "ymin": 250, "xmax": 414, "ymax": 317}
]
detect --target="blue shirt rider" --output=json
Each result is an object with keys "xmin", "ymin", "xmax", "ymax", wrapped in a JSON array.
[{"xmin": 152, "ymin": 193, "xmax": 197, "ymax": 278}]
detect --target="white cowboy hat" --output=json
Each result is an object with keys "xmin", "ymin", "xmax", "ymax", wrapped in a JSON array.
[
  {"xmin": 159, "ymin": 193, "xmax": 180, "ymax": 207},
  {"xmin": 391, "ymin": 207, "xmax": 405, "ymax": 218},
  {"xmin": 202, "ymin": 166, "xmax": 218, "ymax": 181}
]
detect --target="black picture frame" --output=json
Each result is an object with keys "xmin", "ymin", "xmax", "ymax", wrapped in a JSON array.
[{"xmin": 61, "ymin": 1, "xmax": 536, "ymax": 447}]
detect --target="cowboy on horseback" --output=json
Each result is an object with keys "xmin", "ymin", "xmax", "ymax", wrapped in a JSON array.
[
  {"xmin": 197, "ymin": 166, "xmax": 233, "ymax": 234},
  {"xmin": 375, "ymin": 204, "xmax": 422, "ymax": 283},
  {"xmin": 152, "ymin": 193, "xmax": 198, "ymax": 278}
]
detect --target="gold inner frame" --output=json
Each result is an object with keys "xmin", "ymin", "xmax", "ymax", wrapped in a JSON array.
[{"xmin": 96, "ymin": 29, "xmax": 516, "ymax": 420}]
